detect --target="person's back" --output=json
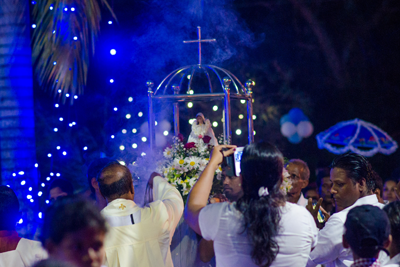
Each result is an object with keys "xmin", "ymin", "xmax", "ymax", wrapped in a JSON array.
[
  {"xmin": 186, "ymin": 142, "xmax": 317, "ymax": 267},
  {"xmin": 383, "ymin": 201, "xmax": 400, "ymax": 267},
  {"xmin": 98, "ymin": 163, "xmax": 183, "ymax": 267},
  {"xmin": 0, "ymin": 186, "xmax": 47, "ymax": 267},
  {"xmin": 200, "ymin": 201, "xmax": 316, "ymax": 267}
]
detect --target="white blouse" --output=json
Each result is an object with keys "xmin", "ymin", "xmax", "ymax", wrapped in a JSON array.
[{"xmin": 199, "ymin": 201, "xmax": 318, "ymax": 267}]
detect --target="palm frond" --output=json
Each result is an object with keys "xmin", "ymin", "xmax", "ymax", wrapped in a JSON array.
[{"xmin": 32, "ymin": 0, "xmax": 116, "ymax": 104}]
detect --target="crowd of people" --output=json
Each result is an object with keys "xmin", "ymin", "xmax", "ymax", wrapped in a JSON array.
[{"xmin": 1, "ymin": 141, "xmax": 400, "ymax": 267}]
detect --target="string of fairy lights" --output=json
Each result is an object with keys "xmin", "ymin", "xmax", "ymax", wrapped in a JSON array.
[{"xmin": 10, "ymin": 1, "xmax": 258, "ymax": 229}]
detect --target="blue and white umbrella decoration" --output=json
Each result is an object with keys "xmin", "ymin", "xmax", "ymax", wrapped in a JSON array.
[{"xmin": 316, "ymin": 118, "xmax": 398, "ymax": 157}]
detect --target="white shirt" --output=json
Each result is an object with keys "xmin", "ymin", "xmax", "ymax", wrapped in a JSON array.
[
  {"xmin": 297, "ymin": 192, "xmax": 308, "ymax": 207},
  {"xmin": 101, "ymin": 176, "xmax": 184, "ymax": 267},
  {"xmin": 0, "ymin": 238, "xmax": 47, "ymax": 267},
  {"xmin": 307, "ymin": 195, "xmax": 386, "ymax": 267},
  {"xmin": 384, "ymin": 253, "xmax": 400, "ymax": 267},
  {"xmin": 199, "ymin": 201, "xmax": 318, "ymax": 267}
]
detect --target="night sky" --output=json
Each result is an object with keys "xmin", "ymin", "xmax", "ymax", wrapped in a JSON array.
[{"xmin": 33, "ymin": 0, "xmax": 400, "ymax": 190}]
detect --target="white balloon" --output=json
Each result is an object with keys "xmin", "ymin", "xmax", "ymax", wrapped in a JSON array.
[
  {"xmin": 155, "ymin": 133, "xmax": 167, "ymax": 147},
  {"xmin": 297, "ymin": 121, "xmax": 314, "ymax": 138},
  {"xmin": 281, "ymin": 122, "xmax": 297, "ymax": 137},
  {"xmin": 159, "ymin": 120, "xmax": 172, "ymax": 131}
]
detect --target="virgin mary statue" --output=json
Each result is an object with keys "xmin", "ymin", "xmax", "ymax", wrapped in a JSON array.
[{"xmin": 188, "ymin": 113, "xmax": 218, "ymax": 146}]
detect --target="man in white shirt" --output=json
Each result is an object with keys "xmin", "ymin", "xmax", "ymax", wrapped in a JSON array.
[
  {"xmin": 98, "ymin": 163, "xmax": 184, "ymax": 267},
  {"xmin": 286, "ymin": 159, "xmax": 310, "ymax": 206},
  {"xmin": 307, "ymin": 153, "xmax": 386, "ymax": 267},
  {"xmin": 383, "ymin": 201, "xmax": 400, "ymax": 267},
  {"xmin": 0, "ymin": 186, "xmax": 47, "ymax": 267}
]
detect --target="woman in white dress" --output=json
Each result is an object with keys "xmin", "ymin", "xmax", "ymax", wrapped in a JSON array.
[
  {"xmin": 185, "ymin": 142, "xmax": 318, "ymax": 267},
  {"xmin": 188, "ymin": 113, "xmax": 218, "ymax": 146}
]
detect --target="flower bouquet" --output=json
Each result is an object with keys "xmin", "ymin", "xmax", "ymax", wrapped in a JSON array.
[{"xmin": 158, "ymin": 135, "xmax": 222, "ymax": 202}]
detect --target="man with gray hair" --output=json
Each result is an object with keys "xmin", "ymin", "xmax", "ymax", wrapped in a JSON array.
[{"xmin": 286, "ymin": 159, "xmax": 310, "ymax": 206}]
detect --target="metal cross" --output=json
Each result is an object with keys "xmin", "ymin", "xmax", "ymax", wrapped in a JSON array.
[{"xmin": 183, "ymin": 26, "xmax": 216, "ymax": 65}]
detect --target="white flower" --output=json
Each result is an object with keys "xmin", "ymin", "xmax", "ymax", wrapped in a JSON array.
[
  {"xmin": 173, "ymin": 158, "xmax": 185, "ymax": 167},
  {"xmin": 163, "ymin": 147, "xmax": 173, "ymax": 159},
  {"xmin": 185, "ymin": 156, "xmax": 200, "ymax": 169}
]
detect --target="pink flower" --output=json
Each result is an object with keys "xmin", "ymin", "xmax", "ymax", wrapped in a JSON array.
[{"xmin": 198, "ymin": 135, "xmax": 203, "ymax": 139}]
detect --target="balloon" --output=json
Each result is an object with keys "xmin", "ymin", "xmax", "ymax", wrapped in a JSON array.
[
  {"xmin": 159, "ymin": 120, "xmax": 172, "ymax": 131},
  {"xmin": 288, "ymin": 108, "xmax": 308, "ymax": 125},
  {"xmin": 155, "ymin": 133, "xmax": 167, "ymax": 147},
  {"xmin": 288, "ymin": 133, "xmax": 302, "ymax": 144},
  {"xmin": 281, "ymin": 122, "xmax": 297, "ymax": 137},
  {"xmin": 280, "ymin": 114, "xmax": 291, "ymax": 125},
  {"xmin": 297, "ymin": 121, "xmax": 314, "ymax": 138}
]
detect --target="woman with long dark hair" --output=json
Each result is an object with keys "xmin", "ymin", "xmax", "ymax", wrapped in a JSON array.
[{"xmin": 185, "ymin": 142, "xmax": 317, "ymax": 267}]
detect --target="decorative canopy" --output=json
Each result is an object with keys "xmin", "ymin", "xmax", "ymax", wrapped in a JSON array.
[
  {"xmin": 146, "ymin": 27, "xmax": 255, "ymax": 149},
  {"xmin": 316, "ymin": 118, "xmax": 398, "ymax": 157}
]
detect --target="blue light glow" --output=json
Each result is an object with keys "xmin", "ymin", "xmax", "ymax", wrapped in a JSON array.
[
  {"xmin": 49, "ymin": 6, "xmax": 53, "ymax": 10},
  {"xmin": 114, "ymin": 107, "xmax": 118, "ymax": 111},
  {"xmin": 53, "ymin": 61, "xmax": 57, "ymax": 65},
  {"xmin": 110, "ymin": 49, "xmax": 116, "ymax": 55},
  {"xmin": 47, "ymin": 153, "xmax": 52, "ymax": 157},
  {"xmin": 74, "ymin": 95, "xmax": 78, "ymax": 99},
  {"xmin": 38, "ymin": 212, "xmax": 42, "ymax": 219},
  {"xmin": 66, "ymin": 93, "xmax": 70, "ymax": 97},
  {"xmin": 83, "ymin": 146, "xmax": 88, "ymax": 150},
  {"xmin": 41, "ymin": 183, "xmax": 45, "ymax": 187},
  {"xmin": 46, "ymin": 200, "xmax": 50, "ymax": 204},
  {"xmin": 27, "ymin": 195, "xmax": 32, "ymax": 199},
  {"xmin": 32, "ymin": 24, "xmax": 36, "ymax": 29},
  {"xmin": 71, "ymin": 7, "xmax": 75, "ymax": 11},
  {"xmin": 21, "ymin": 180, "xmax": 26, "ymax": 185},
  {"xmin": 46, "ymin": 177, "xmax": 50, "ymax": 181},
  {"xmin": 56, "ymin": 146, "xmax": 60, "ymax": 150},
  {"xmin": 73, "ymin": 36, "xmax": 78, "ymax": 40},
  {"xmin": 38, "ymin": 191, "xmax": 43, "ymax": 196},
  {"xmin": 29, "ymin": 187, "xmax": 32, "ymax": 191},
  {"xmin": 108, "ymin": 21, "xmax": 113, "ymax": 24},
  {"xmin": 18, "ymin": 171, "xmax": 24, "ymax": 175},
  {"xmin": 55, "ymin": 104, "xmax": 59, "ymax": 108},
  {"xmin": 54, "ymin": 128, "xmax": 58, "ymax": 132},
  {"xmin": 110, "ymin": 79, "xmax": 114, "ymax": 83}
]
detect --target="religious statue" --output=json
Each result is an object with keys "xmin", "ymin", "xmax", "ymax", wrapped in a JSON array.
[{"xmin": 188, "ymin": 113, "xmax": 218, "ymax": 146}]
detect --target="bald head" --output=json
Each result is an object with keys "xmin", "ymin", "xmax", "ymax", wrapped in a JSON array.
[{"xmin": 98, "ymin": 163, "xmax": 134, "ymax": 202}]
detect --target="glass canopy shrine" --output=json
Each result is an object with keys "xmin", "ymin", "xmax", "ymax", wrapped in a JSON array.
[{"xmin": 146, "ymin": 27, "xmax": 255, "ymax": 149}]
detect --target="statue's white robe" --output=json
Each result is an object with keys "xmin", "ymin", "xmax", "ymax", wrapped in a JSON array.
[{"xmin": 101, "ymin": 176, "xmax": 184, "ymax": 267}]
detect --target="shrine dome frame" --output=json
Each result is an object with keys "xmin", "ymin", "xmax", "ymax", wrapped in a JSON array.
[{"xmin": 146, "ymin": 63, "xmax": 255, "ymax": 149}]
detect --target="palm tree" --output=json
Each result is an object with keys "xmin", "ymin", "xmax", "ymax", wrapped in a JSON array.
[{"xmin": 0, "ymin": 0, "xmax": 113, "ymax": 237}]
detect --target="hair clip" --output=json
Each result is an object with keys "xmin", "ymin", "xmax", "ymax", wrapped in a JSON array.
[{"xmin": 258, "ymin": 186, "xmax": 269, "ymax": 197}]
